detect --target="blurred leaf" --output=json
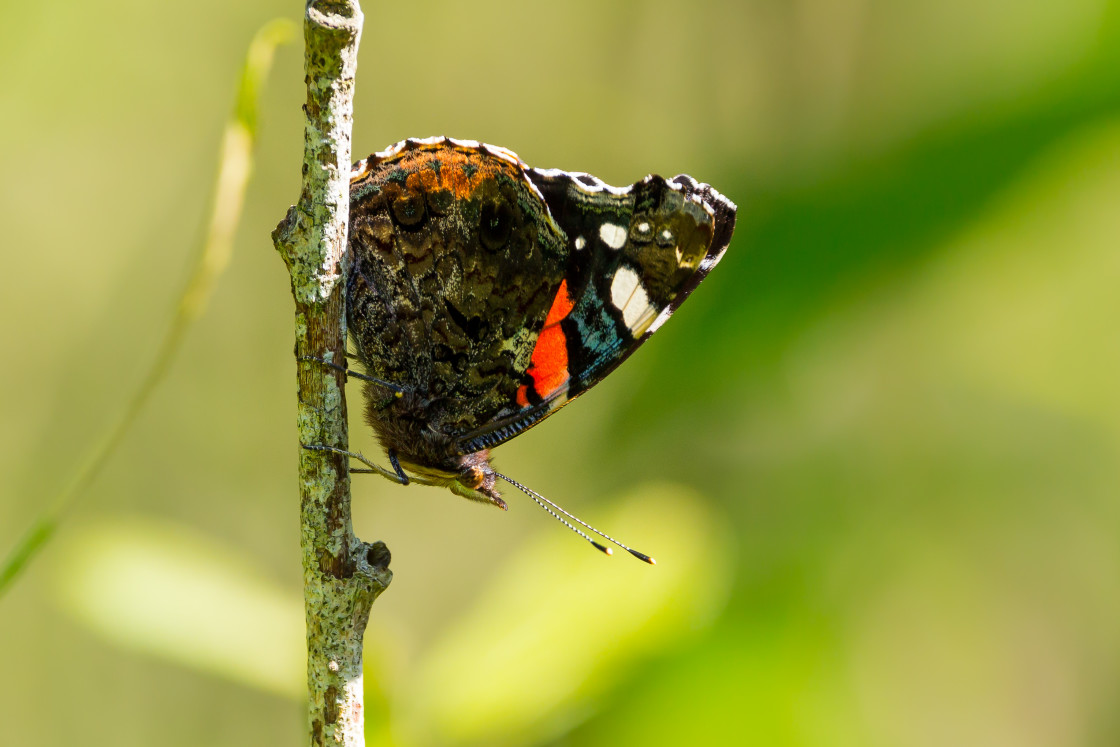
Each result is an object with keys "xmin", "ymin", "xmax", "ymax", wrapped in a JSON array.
[
  {"xmin": 392, "ymin": 484, "xmax": 732, "ymax": 747},
  {"xmin": 910, "ymin": 121, "xmax": 1120, "ymax": 432},
  {"xmin": 775, "ymin": 117, "xmax": 1120, "ymax": 463},
  {"xmin": 55, "ymin": 518, "xmax": 305, "ymax": 699},
  {"xmin": 570, "ymin": 616, "xmax": 867, "ymax": 747},
  {"xmin": 848, "ymin": 552, "xmax": 1095, "ymax": 747}
]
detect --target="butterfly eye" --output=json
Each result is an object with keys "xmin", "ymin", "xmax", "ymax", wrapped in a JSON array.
[
  {"xmin": 480, "ymin": 201, "xmax": 513, "ymax": 251},
  {"xmin": 460, "ymin": 465, "xmax": 485, "ymax": 490}
]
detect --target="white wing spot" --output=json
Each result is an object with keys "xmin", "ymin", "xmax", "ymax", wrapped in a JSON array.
[
  {"xmin": 611, "ymin": 266, "xmax": 639, "ymax": 309},
  {"xmin": 599, "ymin": 223, "xmax": 627, "ymax": 250},
  {"xmin": 610, "ymin": 266, "xmax": 653, "ymax": 335},
  {"xmin": 574, "ymin": 236, "xmax": 586, "ymax": 250}
]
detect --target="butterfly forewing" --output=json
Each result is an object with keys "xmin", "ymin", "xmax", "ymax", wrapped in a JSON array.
[{"xmin": 454, "ymin": 167, "xmax": 736, "ymax": 454}]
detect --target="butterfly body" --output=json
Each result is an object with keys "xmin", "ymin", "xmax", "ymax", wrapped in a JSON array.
[{"xmin": 345, "ymin": 137, "xmax": 736, "ymax": 509}]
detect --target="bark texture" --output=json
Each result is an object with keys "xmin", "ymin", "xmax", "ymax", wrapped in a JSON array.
[{"xmin": 272, "ymin": 2, "xmax": 391, "ymax": 745}]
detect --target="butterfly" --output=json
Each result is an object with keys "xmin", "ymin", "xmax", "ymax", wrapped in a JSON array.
[{"xmin": 307, "ymin": 137, "xmax": 736, "ymax": 562}]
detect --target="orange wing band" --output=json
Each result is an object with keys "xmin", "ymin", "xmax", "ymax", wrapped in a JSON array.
[{"xmin": 516, "ymin": 280, "xmax": 575, "ymax": 406}]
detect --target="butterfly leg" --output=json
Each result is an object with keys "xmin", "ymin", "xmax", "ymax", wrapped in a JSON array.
[
  {"xmin": 387, "ymin": 449, "xmax": 409, "ymax": 485},
  {"xmin": 301, "ymin": 444, "xmax": 408, "ymax": 486},
  {"xmin": 298, "ymin": 355, "xmax": 405, "ymax": 399}
]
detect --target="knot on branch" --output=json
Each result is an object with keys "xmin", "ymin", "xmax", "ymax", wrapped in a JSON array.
[
  {"xmin": 356, "ymin": 539, "xmax": 392, "ymax": 590},
  {"xmin": 272, "ymin": 205, "xmax": 345, "ymax": 305},
  {"xmin": 272, "ymin": 204, "xmax": 301, "ymax": 266},
  {"xmin": 363, "ymin": 540, "xmax": 391, "ymax": 571},
  {"xmin": 351, "ymin": 539, "xmax": 392, "ymax": 617}
]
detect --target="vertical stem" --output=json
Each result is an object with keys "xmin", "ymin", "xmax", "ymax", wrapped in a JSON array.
[{"xmin": 272, "ymin": 2, "xmax": 391, "ymax": 745}]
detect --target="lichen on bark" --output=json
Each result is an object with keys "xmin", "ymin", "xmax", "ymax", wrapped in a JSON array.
[{"xmin": 271, "ymin": 2, "xmax": 390, "ymax": 745}]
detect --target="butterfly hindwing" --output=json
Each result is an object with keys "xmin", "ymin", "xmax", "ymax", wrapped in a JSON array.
[
  {"xmin": 455, "ymin": 168, "xmax": 736, "ymax": 453},
  {"xmin": 347, "ymin": 138, "xmax": 570, "ymax": 450}
]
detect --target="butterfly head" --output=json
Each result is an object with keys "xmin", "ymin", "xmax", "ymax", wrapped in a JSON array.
[
  {"xmin": 448, "ymin": 451, "xmax": 504, "ymax": 509},
  {"xmin": 396, "ymin": 448, "xmax": 506, "ymax": 510}
]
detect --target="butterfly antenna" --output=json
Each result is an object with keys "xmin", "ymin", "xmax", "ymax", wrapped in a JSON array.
[{"xmin": 492, "ymin": 471, "xmax": 656, "ymax": 565}]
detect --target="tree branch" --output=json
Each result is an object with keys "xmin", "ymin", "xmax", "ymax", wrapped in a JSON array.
[{"xmin": 272, "ymin": 2, "xmax": 390, "ymax": 745}]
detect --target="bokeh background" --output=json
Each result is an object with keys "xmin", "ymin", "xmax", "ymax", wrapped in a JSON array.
[{"xmin": 3, "ymin": 0, "xmax": 1120, "ymax": 744}]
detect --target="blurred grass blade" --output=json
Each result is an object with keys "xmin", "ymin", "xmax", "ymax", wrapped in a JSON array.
[
  {"xmin": 0, "ymin": 17, "xmax": 297, "ymax": 600},
  {"xmin": 0, "ymin": 517, "xmax": 57, "ymax": 597}
]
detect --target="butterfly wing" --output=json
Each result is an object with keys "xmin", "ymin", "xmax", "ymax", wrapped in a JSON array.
[
  {"xmin": 455, "ymin": 168, "xmax": 736, "ymax": 454},
  {"xmin": 346, "ymin": 138, "xmax": 571, "ymax": 454}
]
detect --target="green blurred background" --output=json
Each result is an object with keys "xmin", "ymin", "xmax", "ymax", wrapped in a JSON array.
[{"xmin": 3, "ymin": 0, "xmax": 1120, "ymax": 744}]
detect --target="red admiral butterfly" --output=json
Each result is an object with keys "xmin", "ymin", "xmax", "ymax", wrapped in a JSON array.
[{"xmin": 308, "ymin": 137, "xmax": 736, "ymax": 562}]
